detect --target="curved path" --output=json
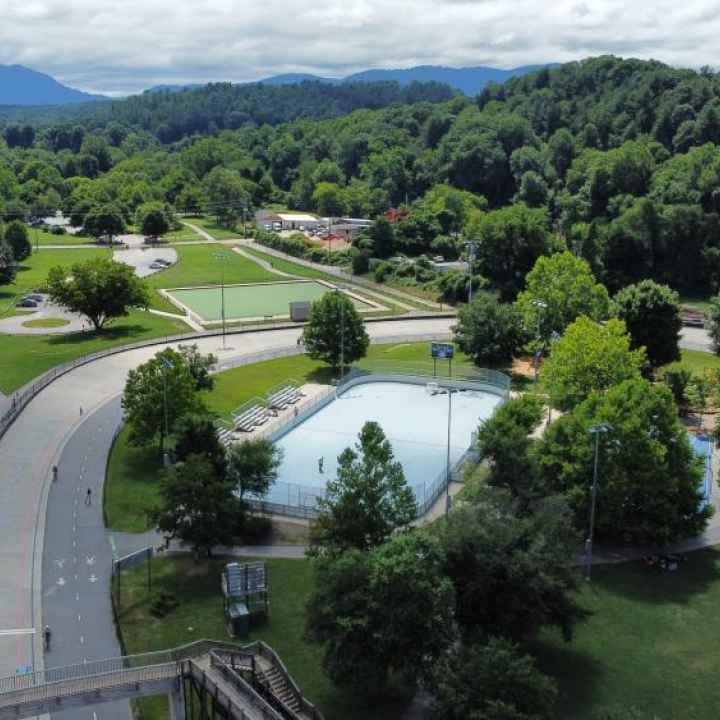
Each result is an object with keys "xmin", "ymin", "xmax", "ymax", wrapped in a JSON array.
[{"xmin": 0, "ymin": 317, "xmax": 454, "ymax": 686}]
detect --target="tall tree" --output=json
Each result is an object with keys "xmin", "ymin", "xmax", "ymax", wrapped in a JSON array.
[
  {"xmin": 0, "ymin": 240, "xmax": 15, "ymax": 285},
  {"xmin": 453, "ymin": 293, "xmax": 525, "ymax": 366},
  {"xmin": 542, "ymin": 317, "xmax": 645, "ymax": 411},
  {"xmin": 173, "ymin": 413, "xmax": 227, "ymax": 475},
  {"xmin": 428, "ymin": 637, "xmax": 558, "ymax": 720},
  {"xmin": 311, "ymin": 421, "xmax": 417, "ymax": 554},
  {"xmin": 468, "ymin": 204, "xmax": 554, "ymax": 300},
  {"xmin": 536, "ymin": 378, "xmax": 710, "ymax": 544},
  {"xmin": 122, "ymin": 348, "xmax": 205, "ymax": 452},
  {"xmin": 46, "ymin": 258, "xmax": 149, "ymax": 330},
  {"xmin": 83, "ymin": 204, "xmax": 125, "ymax": 242},
  {"xmin": 226, "ymin": 439, "xmax": 283, "ymax": 501},
  {"xmin": 438, "ymin": 489, "xmax": 583, "ymax": 641},
  {"xmin": 613, "ymin": 280, "xmax": 682, "ymax": 367},
  {"xmin": 306, "ymin": 531, "xmax": 454, "ymax": 688},
  {"xmin": 303, "ymin": 291, "xmax": 369, "ymax": 368},
  {"xmin": 515, "ymin": 251, "xmax": 610, "ymax": 341},
  {"xmin": 151, "ymin": 454, "xmax": 243, "ymax": 558},
  {"xmin": 4, "ymin": 221, "xmax": 31, "ymax": 261}
]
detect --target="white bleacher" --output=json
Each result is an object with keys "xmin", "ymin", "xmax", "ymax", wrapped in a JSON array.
[
  {"xmin": 266, "ymin": 383, "xmax": 303, "ymax": 410},
  {"xmin": 231, "ymin": 399, "xmax": 270, "ymax": 432}
]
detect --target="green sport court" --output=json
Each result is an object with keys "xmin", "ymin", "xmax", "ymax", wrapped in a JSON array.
[{"xmin": 164, "ymin": 280, "xmax": 375, "ymax": 322}]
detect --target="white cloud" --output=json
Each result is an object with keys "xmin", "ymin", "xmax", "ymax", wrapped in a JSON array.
[{"xmin": 0, "ymin": 0, "xmax": 717, "ymax": 95}]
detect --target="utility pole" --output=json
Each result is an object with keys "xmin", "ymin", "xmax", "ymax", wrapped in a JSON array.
[
  {"xmin": 213, "ymin": 252, "xmax": 231, "ymax": 351},
  {"xmin": 464, "ymin": 239, "xmax": 478, "ymax": 304},
  {"xmin": 586, "ymin": 423, "xmax": 611, "ymax": 581}
]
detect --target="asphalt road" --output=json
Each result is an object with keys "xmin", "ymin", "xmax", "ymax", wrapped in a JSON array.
[
  {"xmin": 0, "ymin": 318, "xmax": 454, "ymax": 683},
  {"xmin": 42, "ymin": 396, "xmax": 130, "ymax": 720}
]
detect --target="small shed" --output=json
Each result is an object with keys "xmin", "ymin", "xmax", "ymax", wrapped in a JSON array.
[
  {"xmin": 290, "ymin": 300, "xmax": 312, "ymax": 321},
  {"xmin": 222, "ymin": 561, "xmax": 269, "ymax": 637}
]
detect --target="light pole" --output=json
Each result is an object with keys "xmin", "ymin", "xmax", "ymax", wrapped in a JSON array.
[
  {"xmin": 586, "ymin": 423, "xmax": 612, "ymax": 581},
  {"xmin": 335, "ymin": 287, "xmax": 345, "ymax": 383},
  {"xmin": 445, "ymin": 387, "xmax": 459, "ymax": 515},
  {"xmin": 531, "ymin": 299, "xmax": 547, "ymax": 384},
  {"xmin": 160, "ymin": 356, "xmax": 174, "ymax": 467},
  {"xmin": 213, "ymin": 252, "xmax": 231, "ymax": 351},
  {"xmin": 464, "ymin": 240, "xmax": 478, "ymax": 305}
]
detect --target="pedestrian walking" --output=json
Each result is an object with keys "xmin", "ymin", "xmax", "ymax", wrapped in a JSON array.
[
  {"xmin": 52, "ymin": 465, "xmax": 58, "ymax": 482},
  {"xmin": 43, "ymin": 626, "xmax": 51, "ymax": 652},
  {"xmin": 85, "ymin": 488, "xmax": 92, "ymax": 506},
  {"xmin": 318, "ymin": 457, "xmax": 324, "ymax": 474},
  {"xmin": 79, "ymin": 405, "xmax": 83, "ymax": 416}
]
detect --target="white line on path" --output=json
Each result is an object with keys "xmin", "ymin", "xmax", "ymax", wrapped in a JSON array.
[
  {"xmin": 76, "ymin": 592, "xmax": 80, "ymax": 601},
  {"xmin": 80, "ymin": 635, "xmax": 84, "ymax": 645},
  {"xmin": 0, "ymin": 628, "xmax": 35, "ymax": 636}
]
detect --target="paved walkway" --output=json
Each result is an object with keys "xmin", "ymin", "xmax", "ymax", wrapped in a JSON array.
[
  {"xmin": 180, "ymin": 220, "xmax": 217, "ymax": 243},
  {"xmin": 0, "ymin": 318, "xmax": 453, "ymax": 682}
]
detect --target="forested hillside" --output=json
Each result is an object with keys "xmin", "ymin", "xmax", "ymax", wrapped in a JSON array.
[{"xmin": 2, "ymin": 55, "xmax": 720, "ymax": 297}]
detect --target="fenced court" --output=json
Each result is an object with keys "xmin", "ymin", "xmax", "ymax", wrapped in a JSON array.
[{"xmin": 162, "ymin": 280, "xmax": 377, "ymax": 323}]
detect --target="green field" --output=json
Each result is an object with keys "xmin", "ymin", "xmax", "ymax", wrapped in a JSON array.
[
  {"xmin": 167, "ymin": 281, "xmax": 371, "ymax": 321},
  {"xmin": 117, "ymin": 548, "xmax": 720, "ymax": 720},
  {"xmin": 0, "ymin": 247, "xmax": 108, "ymax": 317},
  {"xmin": 183, "ymin": 216, "xmax": 245, "ymax": 240},
  {"xmin": 118, "ymin": 555, "xmax": 413, "ymax": 720},
  {"xmin": 30, "ymin": 226, "xmax": 93, "ymax": 246},
  {"xmin": 0, "ymin": 311, "xmax": 190, "ymax": 393}
]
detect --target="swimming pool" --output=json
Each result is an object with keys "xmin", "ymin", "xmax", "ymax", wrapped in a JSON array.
[{"xmin": 264, "ymin": 379, "xmax": 503, "ymax": 513}]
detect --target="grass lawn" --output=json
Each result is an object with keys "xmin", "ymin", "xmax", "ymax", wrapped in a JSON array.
[
  {"xmin": 663, "ymin": 349, "xmax": 720, "ymax": 374},
  {"xmin": 184, "ymin": 216, "xmax": 245, "ymax": 240},
  {"xmin": 533, "ymin": 547, "xmax": 720, "ymax": 719},
  {"xmin": 680, "ymin": 295, "xmax": 713, "ymax": 312},
  {"xmin": 0, "ymin": 247, "xmax": 108, "ymax": 317},
  {"xmin": 145, "ymin": 245, "xmax": 276, "ymax": 293},
  {"xmin": 30, "ymin": 227, "xmax": 92, "ymax": 246},
  {"xmin": 21, "ymin": 318, "xmax": 70, "ymax": 328},
  {"xmin": 118, "ymin": 555, "xmax": 413, "ymax": 720},
  {"xmin": 243, "ymin": 246, "xmax": 330, "ymax": 280},
  {"xmin": 0, "ymin": 311, "xmax": 189, "ymax": 393},
  {"xmin": 105, "ymin": 426, "xmax": 163, "ymax": 532},
  {"xmin": 161, "ymin": 224, "xmax": 206, "ymax": 242}
]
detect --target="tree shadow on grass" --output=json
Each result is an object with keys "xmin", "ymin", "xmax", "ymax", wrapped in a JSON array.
[
  {"xmin": 46, "ymin": 323, "xmax": 152, "ymax": 347},
  {"xmin": 589, "ymin": 547, "xmax": 720, "ymax": 605},
  {"xmin": 531, "ymin": 638, "xmax": 606, "ymax": 716}
]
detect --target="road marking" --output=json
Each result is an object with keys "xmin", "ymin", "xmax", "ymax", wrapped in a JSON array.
[
  {"xmin": 55, "ymin": 559, "xmax": 65, "ymax": 568},
  {"xmin": 86, "ymin": 555, "xmax": 95, "ymax": 566},
  {"xmin": 77, "ymin": 614, "xmax": 81, "ymax": 622},
  {"xmin": 93, "ymin": 712, "xmax": 98, "ymax": 720},
  {"xmin": 74, "ymin": 574, "xmax": 78, "ymax": 581},
  {"xmin": 76, "ymin": 592, "xmax": 80, "ymax": 601},
  {"xmin": 56, "ymin": 578, "xmax": 65, "ymax": 587},
  {"xmin": 89, "ymin": 574, "xmax": 98, "ymax": 583},
  {"xmin": 0, "ymin": 628, "xmax": 35, "ymax": 637},
  {"xmin": 80, "ymin": 635, "xmax": 84, "ymax": 645},
  {"xmin": 73, "ymin": 556, "xmax": 78, "ymax": 565},
  {"xmin": 73, "ymin": 540, "xmax": 77, "ymax": 549}
]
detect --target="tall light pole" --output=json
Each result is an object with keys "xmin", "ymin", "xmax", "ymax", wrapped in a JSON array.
[
  {"xmin": 335, "ymin": 287, "xmax": 345, "ymax": 383},
  {"xmin": 586, "ymin": 423, "xmax": 612, "ymax": 581},
  {"xmin": 160, "ymin": 356, "xmax": 174, "ymax": 467},
  {"xmin": 464, "ymin": 240, "xmax": 478, "ymax": 305},
  {"xmin": 213, "ymin": 252, "xmax": 230, "ymax": 351},
  {"xmin": 445, "ymin": 387, "xmax": 459, "ymax": 515},
  {"xmin": 531, "ymin": 299, "xmax": 547, "ymax": 384}
]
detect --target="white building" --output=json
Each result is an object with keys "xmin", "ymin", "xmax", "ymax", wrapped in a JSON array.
[{"xmin": 255, "ymin": 211, "xmax": 320, "ymax": 231}]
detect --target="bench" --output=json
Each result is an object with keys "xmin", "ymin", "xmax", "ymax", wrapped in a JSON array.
[
  {"xmin": 232, "ymin": 404, "xmax": 269, "ymax": 432},
  {"xmin": 267, "ymin": 385, "xmax": 302, "ymax": 410}
]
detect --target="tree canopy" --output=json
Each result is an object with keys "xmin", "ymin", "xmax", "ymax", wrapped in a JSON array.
[
  {"xmin": 542, "ymin": 317, "xmax": 645, "ymax": 411},
  {"xmin": 46, "ymin": 257, "xmax": 149, "ymax": 330}
]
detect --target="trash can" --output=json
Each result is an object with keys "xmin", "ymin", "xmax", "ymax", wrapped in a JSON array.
[{"xmin": 228, "ymin": 602, "xmax": 250, "ymax": 637}]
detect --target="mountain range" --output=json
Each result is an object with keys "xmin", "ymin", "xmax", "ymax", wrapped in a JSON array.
[
  {"xmin": 0, "ymin": 62, "xmax": 556, "ymax": 107},
  {"xmin": 258, "ymin": 64, "xmax": 557, "ymax": 95},
  {"xmin": 0, "ymin": 64, "xmax": 107, "ymax": 106}
]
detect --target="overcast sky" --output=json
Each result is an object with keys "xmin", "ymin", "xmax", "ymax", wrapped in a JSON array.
[{"xmin": 0, "ymin": 0, "xmax": 717, "ymax": 95}]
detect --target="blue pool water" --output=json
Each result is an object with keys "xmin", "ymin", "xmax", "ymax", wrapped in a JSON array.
[
  {"xmin": 690, "ymin": 434, "xmax": 713, "ymax": 509},
  {"xmin": 266, "ymin": 381, "xmax": 503, "ymax": 509}
]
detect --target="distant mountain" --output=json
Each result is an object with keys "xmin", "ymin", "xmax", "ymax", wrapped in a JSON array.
[
  {"xmin": 140, "ymin": 64, "xmax": 557, "ymax": 97},
  {"xmin": 0, "ymin": 65, "xmax": 107, "ymax": 106},
  {"xmin": 259, "ymin": 64, "xmax": 558, "ymax": 95}
]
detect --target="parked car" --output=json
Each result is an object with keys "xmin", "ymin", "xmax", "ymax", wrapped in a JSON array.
[
  {"xmin": 264, "ymin": 223, "xmax": 272, "ymax": 231},
  {"xmin": 16, "ymin": 299, "xmax": 38, "ymax": 308},
  {"xmin": 27, "ymin": 293, "xmax": 45, "ymax": 302}
]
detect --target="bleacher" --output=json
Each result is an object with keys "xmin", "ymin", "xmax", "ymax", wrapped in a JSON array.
[
  {"xmin": 214, "ymin": 420, "xmax": 236, "ymax": 448},
  {"xmin": 266, "ymin": 382, "xmax": 303, "ymax": 410},
  {"xmin": 231, "ymin": 397, "xmax": 270, "ymax": 432}
]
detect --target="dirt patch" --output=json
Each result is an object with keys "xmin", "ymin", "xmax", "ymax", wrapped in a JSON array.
[{"xmin": 512, "ymin": 356, "xmax": 537, "ymax": 379}]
